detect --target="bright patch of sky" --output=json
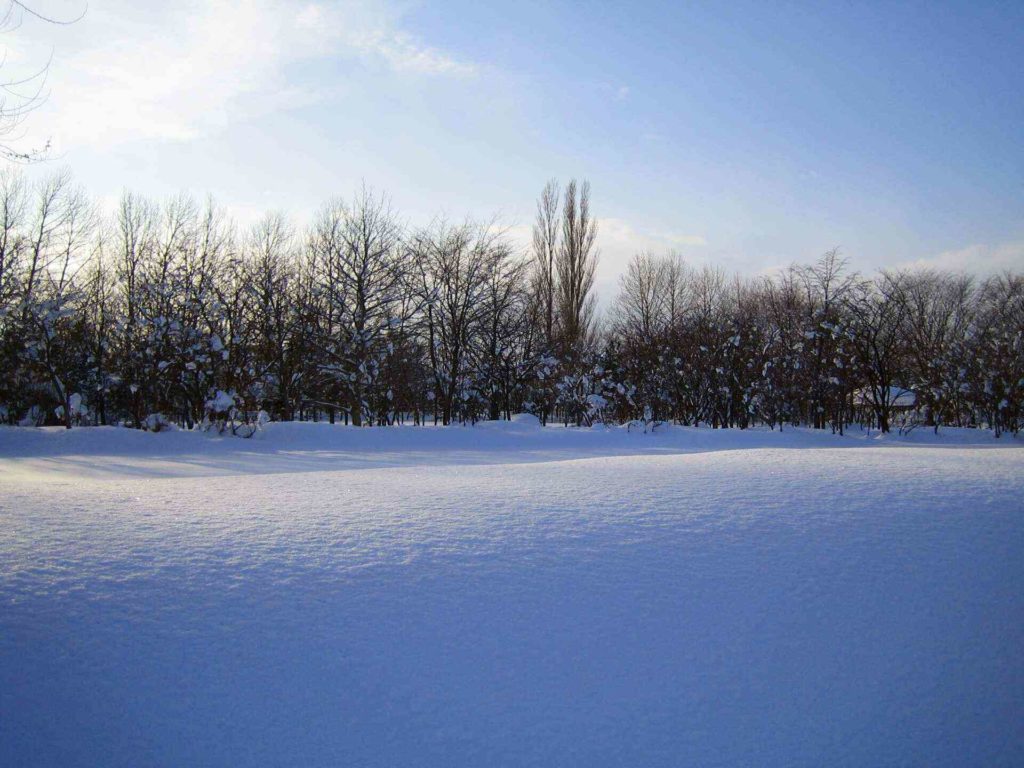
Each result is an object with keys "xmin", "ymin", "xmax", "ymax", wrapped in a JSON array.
[{"xmin": 3, "ymin": 0, "xmax": 1022, "ymax": 299}]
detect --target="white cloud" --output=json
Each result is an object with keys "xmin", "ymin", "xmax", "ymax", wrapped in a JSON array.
[
  {"xmin": 10, "ymin": 0, "xmax": 478, "ymax": 150},
  {"xmin": 357, "ymin": 29, "xmax": 477, "ymax": 77},
  {"xmin": 900, "ymin": 241, "xmax": 1024, "ymax": 275},
  {"xmin": 597, "ymin": 217, "xmax": 706, "ymax": 254},
  {"xmin": 297, "ymin": 1, "xmax": 477, "ymax": 77}
]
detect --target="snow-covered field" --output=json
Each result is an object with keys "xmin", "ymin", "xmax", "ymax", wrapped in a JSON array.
[{"xmin": 1, "ymin": 421, "xmax": 1022, "ymax": 767}]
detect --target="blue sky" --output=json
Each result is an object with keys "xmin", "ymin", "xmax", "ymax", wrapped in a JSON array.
[{"xmin": 7, "ymin": 0, "xmax": 1023, "ymax": 297}]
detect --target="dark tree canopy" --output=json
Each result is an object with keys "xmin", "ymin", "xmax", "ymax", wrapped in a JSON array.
[{"xmin": 0, "ymin": 172, "xmax": 1021, "ymax": 436}]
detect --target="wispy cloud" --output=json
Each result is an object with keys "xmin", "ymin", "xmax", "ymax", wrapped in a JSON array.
[
  {"xmin": 296, "ymin": 2, "xmax": 477, "ymax": 77},
  {"xmin": 900, "ymin": 240, "xmax": 1024, "ymax": 275},
  {"xmin": 15, "ymin": 0, "xmax": 478, "ymax": 149},
  {"xmin": 598, "ymin": 217, "xmax": 707, "ymax": 252}
]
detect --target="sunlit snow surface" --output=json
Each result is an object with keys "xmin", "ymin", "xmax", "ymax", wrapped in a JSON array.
[{"xmin": 1, "ymin": 422, "xmax": 1022, "ymax": 766}]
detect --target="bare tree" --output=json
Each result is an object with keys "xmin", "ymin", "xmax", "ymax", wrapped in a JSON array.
[
  {"xmin": 477, "ymin": 235, "xmax": 529, "ymax": 420},
  {"xmin": 531, "ymin": 179, "xmax": 559, "ymax": 349},
  {"xmin": 0, "ymin": 1, "xmax": 87, "ymax": 161},
  {"xmin": 971, "ymin": 273, "xmax": 1024, "ymax": 437},
  {"xmin": 796, "ymin": 249, "xmax": 858, "ymax": 430},
  {"xmin": 895, "ymin": 270, "xmax": 975, "ymax": 430},
  {"xmin": 1, "ymin": 167, "xmax": 1020, "ymax": 435},
  {"xmin": 0, "ymin": 168, "xmax": 26, "ymax": 309},
  {"xmin": 79, "ymin": 238, "xmax": 114, "ymax": 424},
  {"xmin": 22, "ymin": 178, "xmax": 94, "ymax": 427},
  {"xmin": 845, "ymin": 272, "xmax": 910, "ymax": 433},
  {"xmin": 614, "ymin": 252, "xmax": 671, "ymax": 340},
  {"xmin": 112, "ymin": 191, "xmax": 155, "ymax": 427},
  {"xmin": 410, "ymin": 220, "xmax": 500, "ymax": 424},
  {"xmin": 246, "ymin": 212, "xmax": 300, "ymax": 420},
  {"xmin": 556, "ymin": 179, "xmax": 598, "ymax": 354},
  {"xmin": 19, "ymin": 168, "xmax": 72, "ymax": 315},
  {"xmin": 309, "ymin": 186, "xmax": 406, "ymax": 425}
]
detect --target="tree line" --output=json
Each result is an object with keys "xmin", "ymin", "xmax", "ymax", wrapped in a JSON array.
[{"xmin": 1, "ymin": 170, "xmax": 1021, "ymax": 435}]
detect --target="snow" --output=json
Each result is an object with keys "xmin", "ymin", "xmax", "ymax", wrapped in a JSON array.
[
  {"xmin": 205, "ymin": 389, "xmax": 236, "ymax": 413},
  {"xmin": 1, "ymin": 422, "xmax": 1023, "ymax": 766},
  {"xmin": 54, "ymin": 393, "xmax": 84, "ymax": 420}
]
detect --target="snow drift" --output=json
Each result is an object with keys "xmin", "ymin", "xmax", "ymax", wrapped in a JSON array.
[{"xmin": 1, "ymin": 423, "xmax": 1022, "ymax": 766}]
